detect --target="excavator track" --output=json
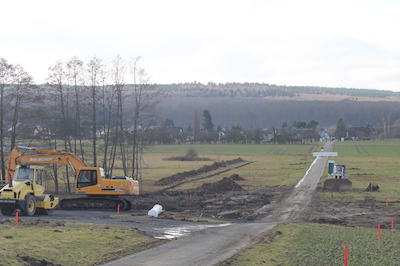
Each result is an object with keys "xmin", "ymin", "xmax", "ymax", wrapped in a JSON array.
[{"xmin": 60, "ymin": 197, "xmax": 131, "ymax": 211}]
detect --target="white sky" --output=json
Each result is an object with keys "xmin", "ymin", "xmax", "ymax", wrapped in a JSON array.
[{"xmin": 1, "ymin": 0, "xmax": 400, "ymax": 91}]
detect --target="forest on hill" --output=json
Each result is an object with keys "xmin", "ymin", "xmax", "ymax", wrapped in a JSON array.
[
  {"xmin": 156, "ymin": 82, "xmax": 400, "ymax": 99},
  {"xmin": 155, "ymin": 82, "xmax": 400, "ymax": 137}
]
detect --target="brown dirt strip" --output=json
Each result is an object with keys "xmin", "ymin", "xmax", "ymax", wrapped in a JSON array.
[{"xmin": 157, "ymin": 161, "xmax": 254, "ymax": 193}]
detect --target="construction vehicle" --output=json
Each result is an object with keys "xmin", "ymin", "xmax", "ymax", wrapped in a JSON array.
[
  {"xmin": 323, "ymin": 161, "xmax": 352, "ymax": 191},
  {"xmin": 0, "ymin": 146, "xmax": 140, "ymax": 215},
  {"xmin": 0, "ymin": 164, "xmax": 59, "ymax": 216}
]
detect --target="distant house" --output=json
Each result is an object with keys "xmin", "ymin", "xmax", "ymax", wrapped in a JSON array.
[
  {"xmin": 218, "ymin": 131, "xmax": 225, "ymax": 141},
  {"xmin": 318, "ymin": 128, "xmax": 330, "ymax": 141},
  {"xmin": 261, "ymin": 128, "xmax": 274, "ymax": 142}
]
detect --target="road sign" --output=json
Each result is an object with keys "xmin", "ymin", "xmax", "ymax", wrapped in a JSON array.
[{"xmin": 313, "ymin": 152, "xmax": 338, "ymax": 157}]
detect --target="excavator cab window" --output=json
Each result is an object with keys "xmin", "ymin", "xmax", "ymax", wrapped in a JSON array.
[
  {"xmin": 77, "ymin": 170, "xmax": 98, "ymax": 188},
  {"xmin": 36, "ymin": 169, "xmax": 43, "ymax": 186},
  {"xmin": 15, "ymin": 167, "xmax": 34, "ymax": 181}
]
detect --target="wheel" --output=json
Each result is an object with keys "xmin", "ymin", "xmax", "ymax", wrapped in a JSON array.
[
  {"xmin": 43, "ymin": 195, "xmax": 55, "ymax": 215},
  {"xmin": 21, "ymin": 194, "xmax": 36, "ymax": 216},
  {"xmin": 1, "ymin": 208, "xmax": 15, "ymax": 216}
]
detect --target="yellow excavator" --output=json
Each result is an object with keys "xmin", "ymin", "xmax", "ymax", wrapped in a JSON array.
[{"xmin": 0, "ymin": 146, "xmax": 140, "ymax": 216}]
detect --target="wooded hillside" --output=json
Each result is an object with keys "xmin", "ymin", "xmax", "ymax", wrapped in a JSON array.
[
  {"xmin": 156, "ymin": 82, "xmax": 400, "ymax": 100},
  {"xmin": 155, "ymin": 82, "xmax": 400, "ymax": 132}
]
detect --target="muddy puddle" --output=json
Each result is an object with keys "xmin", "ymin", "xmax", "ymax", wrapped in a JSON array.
[{"xmin": 154, "ymin": 223, "xmax": 231, "ymax": 239}]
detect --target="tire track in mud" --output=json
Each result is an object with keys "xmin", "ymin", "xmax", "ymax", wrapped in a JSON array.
[
  {"xmin": 361, "ymin": 145, "xmax": 369, "ymax": 155},
  {"xmin": 353, "ymin": 142, "xmax": 369, "ymax": 155},
  {"xmin": 158, "ymin": 161, "xmax": 254, "ymax": 192}
]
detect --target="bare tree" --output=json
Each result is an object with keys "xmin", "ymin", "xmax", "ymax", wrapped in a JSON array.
[
  {"xmin": 99, "ymin": 55, "xmax": 128, "ymax": 176},
  {"xmin": 99, "ymin": 73, "xmax": 117, "ymax": 175},
  {"xmin": 0, "ymin": 58, "xmax": 15, "ymax": 182},
  {"xmin": 9, "ymin": 65, "xmax": 36, "ymax": 148},
  {"xmin": 129, "ymin": 57, "xmax": 164, "ymax": 184},
  {"xmin": 86, "ymin": 56, "xmax": 103, "ymax": 167},
  {"xmin": 112, "ymin": 55, "xmax": 129, "ymax": 175},
  {"xmin": 66, "ymin": 56, "xmax": 85, "ymax": 158},
  {"xmin": 193, "ymin": 110, "xmax": 200, "ymax": 141},
  {"xmin": 47, "ymin": 60, "xmax": 69, "ymax": 193},
  {"xmin": 47, "ymin": 61, "xmax": 69, "ymax": 146}
]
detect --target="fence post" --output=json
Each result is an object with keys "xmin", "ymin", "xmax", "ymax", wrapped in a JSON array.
[{"xmin": 344, "ymin": 246, "xmax": 349, "ymax": 266}]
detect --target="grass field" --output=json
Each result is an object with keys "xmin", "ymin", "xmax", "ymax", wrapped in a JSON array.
[
  {"xmin": 42, "ymin": 143, "xmax": 321, "ymax": 193},
  {"xmin": 0, "ymin": 220, "xmax": 165, "ymax": 266},
  {"xmin": 220, "ymin": 222, "xmax": 400, "ymax": 266},
  {"xmin": 221, "ymin": 140, "xmax": 400, "ymax": 265},
  {"xmin": 318, "ymin": 140, "xmax": 400, "ymax": 200},
  {"xmin": 141, "ymin": 144, "xmax": 320, "ymax": 192}
]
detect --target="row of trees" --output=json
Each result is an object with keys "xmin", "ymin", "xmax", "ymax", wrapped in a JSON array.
[
  {"xmin": 157, "ymin": 82, "xmax": 398, "ymax": 99},
  {"xmin": 0, "ymin": 56, "xmax": 163, "ymax": 192},
  {"xmin": 157, "ymin": 109, "xmax": 381, "ymax": 144},
  {"xmin": 157, "ymin": 109, "xmax": 322, "ymax": 144}
]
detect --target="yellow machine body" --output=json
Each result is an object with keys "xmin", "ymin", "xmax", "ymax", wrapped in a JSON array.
[
  {"xmin": 75, "ymin": 167, "xmax": 140, "ymax": 196},
  {"xmin": 0, "ymin": 165, "xmax": 58, "ymax": 216}
]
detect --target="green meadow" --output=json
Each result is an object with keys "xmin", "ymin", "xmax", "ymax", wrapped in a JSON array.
[
  {"xmin": 219, "ymin": 222, "xmax": 400, "ymax": 266},
  {"xmin": 141, "ymin": 143, "xmax": 320, "ymax": 191},
  {"xmin": 218, "ymin": 140, "xmax": 400, "ymax": 265},
  {"xmin": 323, "ymin": 140, "xmax": 400, "ymax": 200},
  {"xmin": 0, "ymin": 221, "xmax": 166, "ymax": 266}
]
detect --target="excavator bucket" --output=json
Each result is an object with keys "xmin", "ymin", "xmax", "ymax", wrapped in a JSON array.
[
  {"xmin": 365, "ymin": 182, "xmax": 379, "ymax": 192},
  {"xmin": 323, "ymin": 179, "xmax": 352, "ymax": 191}
]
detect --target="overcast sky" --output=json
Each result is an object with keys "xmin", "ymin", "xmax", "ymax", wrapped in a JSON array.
[{"xmin": 1, "ymin": 0, "xmax": 400, "ymax": 91}]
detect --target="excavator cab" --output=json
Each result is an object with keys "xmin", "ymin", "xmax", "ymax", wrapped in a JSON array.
[
  {"xmin": 75, "ymin": 167, "xmax": 140, "ymax": 196},
  {"xmin": 77, "ymin": 169, "xmax": 98, "ymax": 188}
]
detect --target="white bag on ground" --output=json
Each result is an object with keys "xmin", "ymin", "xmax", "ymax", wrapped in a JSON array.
[{"xmin": 148, "ymin": 204, "xmax": 163, "ymax": 217}]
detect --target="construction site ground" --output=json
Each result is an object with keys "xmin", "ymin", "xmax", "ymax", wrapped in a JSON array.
[
  {"xmin": 128, "ymin": 156, "xmax": 397, "ymax": 230},
  {"xmin": 3, "ymin": 142, "xmax": 398, "ymax": 265},
  {"xmin": 17, "ymin": 157, "xmax": 398, "ymax": 240},
  {"xmin": 132, "ymin": 180, "xmax": 398, "ymax": 230}
]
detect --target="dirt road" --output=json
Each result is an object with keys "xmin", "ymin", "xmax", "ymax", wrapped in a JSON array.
[{"xmin": 101, "ymin": 141, "xmax": 333, "ymax": 266}]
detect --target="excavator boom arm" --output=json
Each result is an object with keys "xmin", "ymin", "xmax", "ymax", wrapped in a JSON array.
[{"xmin": 7, "ymin": 146, "xmax": 86, "ymax": 181}]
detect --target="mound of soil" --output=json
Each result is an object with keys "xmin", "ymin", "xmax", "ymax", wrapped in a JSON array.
[
  {"xmin": 131, "ymin": 173, "xmax": 275, "ymax": 220},
  {"xmin": 18, "ymin": 255, "xmax": 60, "ymax": 266},
  {"xmin": 229, "ymin": 174, "xmax": 245, "ymax": 181},
  {"xmin": 164, "ymin": 155, "xmax": 212, "ymax": 161},
  {"xmin": 196, "ymin": 177, "xmax": 244, "ymax": 194},
  {"xmin": 155, "ymin": 158, "xmax": 245, "ymax": 186}
]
